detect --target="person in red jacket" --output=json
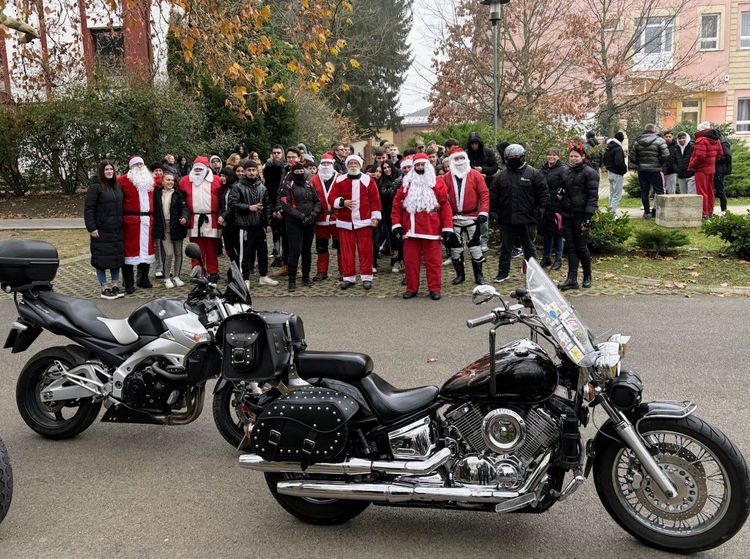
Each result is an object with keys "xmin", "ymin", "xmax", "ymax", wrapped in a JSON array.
[
  {"xmin": 179, "ymin": 156, "xmax": 223, "ymax": 281},
  {"xmin": 118, "ymin": 156, "xmax": 155, "ymax": 294},
  {"xmin": 392, "ymin": 153, "xmax": 456, "ymax": 300},
  {"xmin": 439, "ymin": 147, "xmax": 490, "ymax": 285},
  {"xmin": 689, "ymin": 122, "xmax": 724, "ymax": 218},
  {"xmin": 312, "ymin": 152, "xmax": 341, "ymax": 281},
  {"xmin": 328, "ymin": 154, "xmax": 382, "ymax": 290}
]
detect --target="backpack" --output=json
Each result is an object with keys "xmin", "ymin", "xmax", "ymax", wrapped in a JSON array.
[{"xmin": 717, "ymin": 140, "xmax": 732, "ymax": 176}]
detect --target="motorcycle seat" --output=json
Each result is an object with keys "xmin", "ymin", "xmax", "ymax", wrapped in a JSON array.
[
  {"xmin": 297, "ymin": 351, "xmax": 374, "ymax": 381},
  {"xmin": 37, "ymin": 291, "xmax": 118, "ymax": 343},
  {"xmin": 358, "ymin": 373, "xmax": 439, "ymax": 423}
]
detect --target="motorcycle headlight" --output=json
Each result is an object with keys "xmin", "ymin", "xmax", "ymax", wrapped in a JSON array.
[{"xmin": 594, "ymin": 341, "xmax": 622, "ymax": 381}]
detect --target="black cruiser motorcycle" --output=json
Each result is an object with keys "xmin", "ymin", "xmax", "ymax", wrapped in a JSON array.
[
  {"xmin": 230, "ymin": 258, "xmax": 749, "ymax": 553},
  {"xmin": 0, "ymin": 239, "xmax": 254, "ymax": 446}
]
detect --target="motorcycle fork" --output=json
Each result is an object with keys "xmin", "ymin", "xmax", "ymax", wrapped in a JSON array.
[{"xmin": 597, "ymin": 394, "xmax": 678, "ymax": 499}]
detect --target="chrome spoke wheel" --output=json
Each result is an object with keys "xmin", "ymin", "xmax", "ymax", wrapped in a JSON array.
[{"xmin": 612, "ymin": 430, "xmax": 730, "ymax": 537}]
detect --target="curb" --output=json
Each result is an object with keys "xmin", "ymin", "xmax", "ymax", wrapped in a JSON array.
[{"xmin": 606, "ymin": 273, "xmax": 750, "ymax": 296}]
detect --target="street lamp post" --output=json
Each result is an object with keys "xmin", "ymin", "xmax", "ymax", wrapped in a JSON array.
[{"xmin": 480, "ymin": 0, "xmax": 510, "ymax": 143}]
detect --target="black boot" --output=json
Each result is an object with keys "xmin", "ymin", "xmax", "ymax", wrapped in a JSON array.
[
  {"xmin": 582, "ymin": 267, "xmax": 592, "ymax": 288},
  {"xmin": 288, "ymin": 280, "xmax": 296, "ymax": 292},
  {"xmin": 471, "ymin": 259, "xmax": 485, "ymax": 285},
  {"xmin": 136, "ymin": 264, "xmax": 152, "ymax": 288},
  {"xmin": 550, "ymin": 258, "xmax": 563, "ymax": 271},
  {"xmin": 123, "ymin": 265, "xmax": 136, "ymax": 294},
  {"xmin": 540, "ymin": 257, "xmax": 553, "ymax": 268},
  {"xmin": 558, "ymin": 273, "xmax": 579, "ymax": 291},
  {"xmin": 451, "ymin": 258, "xmax": 465, "ymax": 285}
]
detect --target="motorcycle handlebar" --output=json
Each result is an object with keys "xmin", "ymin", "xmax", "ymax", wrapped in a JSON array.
[
  {"xmin": 466, "ymin": 312, "xmax": 498, "ymax": 329},
  {"xmin": 510, "ymin": 288, "xmax": 528, "ymax": 299}
]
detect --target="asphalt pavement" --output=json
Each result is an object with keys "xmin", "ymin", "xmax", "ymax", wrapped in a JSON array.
[{"xmin": 0, "ymin": 295, "xmax": 749, "ymax": 558}]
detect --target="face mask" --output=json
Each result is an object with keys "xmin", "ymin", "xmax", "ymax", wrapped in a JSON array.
[
  {"xmin": 415, "ymin": 168, "xmax": 425, "ymax": 175},
  {"xmin": 506, "ymin": 158, "xmax": 525, "ymax": 170},
  {"xmin": 293, "ymin": 173, "xmax": 305, "ymax": 184}
]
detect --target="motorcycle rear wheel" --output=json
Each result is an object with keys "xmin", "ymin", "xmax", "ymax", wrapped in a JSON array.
[
  {"xmin": 0, "ymin": 436, "xmax": 12, "ymax": 524},
  {"xmin": 16, "ymin": 347, "xmax": 102, "ymax": 440},
  {"xmin": 265, "ymin": 473, "xmax": 370, "ymax": 525},
  {"xmin": 594, "ymin": 415, "xmax": 750, "ymax": 553}
]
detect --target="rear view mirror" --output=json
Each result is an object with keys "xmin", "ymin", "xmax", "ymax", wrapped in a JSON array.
[
  {"xmin": 472, "ymin": 285, "xmax": 499, "ymax": 305},
  {"xmin": 185, "ymin": 243, "xmax": 203, "ymax": 262}
]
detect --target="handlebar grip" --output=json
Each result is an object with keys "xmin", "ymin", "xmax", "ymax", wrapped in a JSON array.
[
  {"xmin": 511, "ymin": 288, "xmax": 528, "ymax": 299},
  {"xmin": 466, "ymin": 312, "xmax": 497, "ymax": 329}
]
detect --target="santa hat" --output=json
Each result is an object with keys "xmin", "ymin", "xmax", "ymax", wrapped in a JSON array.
[
  {"xmin": 449, "ymin": 147, "xmax": 465, "ymax": 158},
  {"xmin": 400, "ymin": 156, "xmax": 414, "ymax": 169},
  {"xmin": 192, "ymin": 156, "xmax": 210, "ymax": 171},
  {"xmin": 345, "ymin": 154, "xmax": 363, "ymax": 167},
  {"xmin": 413, "ymin": 153, "xmax": 429, "ymax": 165},
  {"xmin": 128, "ymin": 156, "xmax": 144, "ymax": 168},
  {"xmin": 320, "ymin": 152, "xmax": 335, "ymax": 163}
]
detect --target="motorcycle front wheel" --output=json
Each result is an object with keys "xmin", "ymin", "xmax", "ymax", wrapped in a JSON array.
[
  {"xmin": 594, "ymin": 415, "xmax": 750, "ymax": 553},
  {"xmin": 0, "ymin": 435, "xmax": 12, "ymax": 524},
  {"xmin": 16, "ymin": 347, "xmax": 102, "ymax": 439},
  {"xmin": 212, "ymin": 382, "xmax": 252, "ymax": 449}
]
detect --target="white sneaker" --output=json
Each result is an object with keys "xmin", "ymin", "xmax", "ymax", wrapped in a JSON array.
[
  {"xmin": 391, "ymin": 262, "xmax": 402, "ymax": 273},
  {"xmin": 164, "ymin": 278, "xmax": 174, "ymax": 289},
  {"xmin": 155, "ymin": 271, "xmax": 164, "ymax": 279},
  {"xmin": 442, "ymin": 258, "xmax": 452, "ymax": 267},
  {"xmin": 260, "ymin": 276, "xmax": 279, "ymax": 286},
  {"xmin": 173, "ymin": 277, "xmax": 184, "ymax": 287}
]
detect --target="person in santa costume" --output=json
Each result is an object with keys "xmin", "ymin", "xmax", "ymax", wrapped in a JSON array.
[
  {"xmin": 439, "ymin": 147, "xmax": 490, "ymax": 285},
  {"xmin": 312, "ymin": 152, "xmax": 341, "ymax": 281},
  {"xmin": 391, "ymin": 153, "xmax": 456, "ymax": 300},
  {"xmin": 328, "ymin": 154, "xmax": 382, "ymax": 290},
  {"xmin": 178, "ymin": 156, "xmax": 223, "ymax": 281},
  {"xmin": 118, "ymin": 156, "xmax": 155, "ymax": 294}
]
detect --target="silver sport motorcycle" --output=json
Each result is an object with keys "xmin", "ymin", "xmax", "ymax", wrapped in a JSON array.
[{"xmin": 232, "ymin": 258, "xmax": 750, "ymax": 553}]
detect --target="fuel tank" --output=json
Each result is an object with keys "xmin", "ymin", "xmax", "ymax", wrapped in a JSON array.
[{"xmin": 441, "ymin": 339, "xmax": 558, "ymax": 403}]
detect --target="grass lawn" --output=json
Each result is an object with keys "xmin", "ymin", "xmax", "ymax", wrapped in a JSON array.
[
  {"xmin": 589, "ymin": 219, "xmax": 750, "ymax": 288},
  {"xmin": 602, "ymin": 196, "xmax": 750, "ymax": 209},
  {"xmin": 0, "ymin": 229, "xmax": 90, "ymax": 261}
]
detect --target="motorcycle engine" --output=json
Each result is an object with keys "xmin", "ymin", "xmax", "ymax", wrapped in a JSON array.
[
  {"xmin": 444, "ymin": 403, "xmax": 560, "ymax": 489},
  {"xmin": 122, "ymin": 361, "xmax": 182, "ymax": 411}
]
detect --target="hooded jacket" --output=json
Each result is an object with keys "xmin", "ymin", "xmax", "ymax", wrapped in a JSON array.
[
  {"xmin": 688, "ymin": 129, "xmax": 723, "ymax": 174},
  {"xmin": 629, "ymin": 131, "xmax": 670, "ymax": 172},
  {"xmin": 466, "ymin": 132, "xmax": 498, "ymax": 185},
  {"xmin": 672, "ymin": 135, "xmax": 694, "ymax": 179},
  {"xmin": 560, "ymin": 163, "xmax": 599, "ymax": 219},
  {"xmin": 490, "ymin": 164, "xmax": 550, "ymax": 225},
  {"xmin": 602, "ymin": 138, "xmax": 627, "ymax": 175}
]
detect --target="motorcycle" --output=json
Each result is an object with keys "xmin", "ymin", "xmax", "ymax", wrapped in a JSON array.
[
  {"xmin": 233, "ymin": 257, "xmax": 750, "ymax": 553},
  {"xmin": 0, "ymin": 239, "xmax": 251, "ymax": 446},
  {"xmin": 0, "ymin": 435, "xmax": 11, "ymax": 525}
]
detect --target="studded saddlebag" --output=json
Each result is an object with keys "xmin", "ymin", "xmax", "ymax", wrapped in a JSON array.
[{"xmin": 250, "ymin": 388, "xmax": 359, "ymax": 468}]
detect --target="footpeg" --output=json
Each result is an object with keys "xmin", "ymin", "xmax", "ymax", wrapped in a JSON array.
[{"xmin": 494, "ymin": 492, "xmax": 536, "ymax": 513}]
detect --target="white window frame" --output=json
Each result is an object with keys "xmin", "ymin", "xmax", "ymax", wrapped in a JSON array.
[
  {"xmin": 634, "ymin": 16, "xmax": 675, "ymax": 71},
  {"xmin": 699, "ymin": 13, "xmax": 720, "ymax": 51},
  {"xmin": 737, "ymin": 98, "xmax": 750, "ymax": 133},
  {"xmin": 681, "ymin": 99, "xmax": 700, "ymax": 125},
  {"xmin": 741, "ymin": 12, "xmax": 750, "ymax": 50}
]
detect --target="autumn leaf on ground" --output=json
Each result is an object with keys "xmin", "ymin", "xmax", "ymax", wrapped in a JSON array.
[
  {"xmin": 720, "ymin": 282, "xmax": 728, "ymax": 287},
  {"xmin": 685, "ymin": 264, "xmax": 699, "ymax": 270},
  {"xmin": 689, "ymin": 271, "xmax": 700, "ymax": 277},
  {"xmin": 604, "ymin": 273, "xmax": 616, "ymax": 279}
]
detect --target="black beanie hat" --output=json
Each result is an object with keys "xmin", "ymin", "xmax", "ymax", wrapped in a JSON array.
[{"xmin": 614, "ymin": 131, "xmax": 625, "ymax": 142}]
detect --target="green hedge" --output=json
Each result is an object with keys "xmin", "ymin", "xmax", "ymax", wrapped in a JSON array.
[{"xmin": 702, "ymin": 211, "xmax": 750, "ymax": 259}]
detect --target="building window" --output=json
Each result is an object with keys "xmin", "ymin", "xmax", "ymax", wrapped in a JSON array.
[
  {"xmin": 681, "ymin": 99, "xmax": 700, "ymax": 126},
  {"xmin": 604, "ymin": 18, "xmax": 620, "ymax": 32},
  {"xmin": 737, "ymin": 98, "xmax": 750, "ymax": 133},
  {"xmin": 742, "ymin": 12, "xmax": 750, "ymax": 49},
  {"xmin": 91, "ymin": 27, "xmax": 125, "ymax": 74},
  {"xmin": 634, "ymin": 17, "xmax": 674, "ymax": 70},
  {"xmin": 699, "ymin": 14, "xmax": 720, "ymax": 50}
]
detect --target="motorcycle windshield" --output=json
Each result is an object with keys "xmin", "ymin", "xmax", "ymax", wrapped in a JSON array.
[{"xmin": 526, "ymin": 258, "xmax": 596, "ymax": 367}]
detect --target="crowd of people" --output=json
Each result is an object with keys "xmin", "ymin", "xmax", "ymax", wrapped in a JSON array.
[{"xmin": 83, "ymin": 123, "xmax": 731, "ymax": 300}]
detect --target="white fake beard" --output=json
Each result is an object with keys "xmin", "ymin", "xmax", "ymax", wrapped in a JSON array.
[
  {"xmin": 189, "ymin": 168, "xmax": 209, "ymax": 185},
  {"xmin": 451, "ymin": 159, "xmax": 470, "ymax": 179},
  {"xmin": 127, "ymin": 166, "xmax": 154, "ymax": 191},
  {"xmin": 404, "ymin": 172, "xmax": 438, "ymax": 214},
  {"xmin": 318, "ymin": 165, "xmax": 335, "ymax": 181}
]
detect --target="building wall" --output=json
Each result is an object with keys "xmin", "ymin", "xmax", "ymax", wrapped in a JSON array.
[{"xmin": 726, "ymin": 1, "xmax": 750, "ymax": 137}]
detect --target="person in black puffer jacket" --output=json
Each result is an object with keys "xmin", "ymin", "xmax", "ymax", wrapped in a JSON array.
[
  {"xmin": 152, "ymin": 172, "xmax": 189, "ymax": 288},
  {"xmin": 227, "ymin": 159, "xmax": 279, "ymax": 287},
  {"xmin": 558, "ymin": 146, "xmax": 599, "ymax": 290},
  {"xmin": 489, "ymin": 144, "xmax": 549, "ymax": 283},
  {"xmin": 467, "ymin": 132, "xmax": 498, "ymax": 252},
  {"xmin": 84, "ymin": 160, "xmax": 124, "ymax": 299},
  {"xmin": 540, "ymin": 149, "xmax": 566, "ymax": 271},
  {"xmin": 264, "ymin": 144, "xmax": 287, "ymax": 266},
  {"xmin": 279, "ymin": 162, "xmax": 322, "ymax": 291}
]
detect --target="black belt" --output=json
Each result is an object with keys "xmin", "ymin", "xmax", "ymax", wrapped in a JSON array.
[{"xmin": 125, "ymin": 212, "xmax": 152, "ymax": 216}]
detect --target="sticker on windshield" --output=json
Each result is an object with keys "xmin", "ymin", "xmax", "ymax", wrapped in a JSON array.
[{"xmin": 569, "ymin": 346, "xmax": 584, "ymax": 363}]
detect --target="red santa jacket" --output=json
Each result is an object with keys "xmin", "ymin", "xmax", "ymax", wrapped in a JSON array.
[
  {"xmin": 328, "ymin": 173, "xmax": 382, "ymax": 230},
  {"xmin": 391, "ymin": 180, "xmax": 453, "ymax": 241},
  {"xmin": 179, "ymin": 174, "xmax": 222, "ymax": 238},
  {"xmin": 312, "ymin": 172, "xmax": 339, "ymax": 226},
  {"xmin": 118, "ymin": 175, "xmax": 155, "ymax": 263},
  {"xmin": 439, "ymin": 169, "xmax": 490, "ymax": 221},
  {"xmin": 688, "ymin": 130, "xmax": 724, "ymax": 173}
]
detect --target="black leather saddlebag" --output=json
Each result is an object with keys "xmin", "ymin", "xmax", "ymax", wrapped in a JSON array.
[{"xmin": 250, "ymin": 388, "xmax": 359, "ymax": 466}]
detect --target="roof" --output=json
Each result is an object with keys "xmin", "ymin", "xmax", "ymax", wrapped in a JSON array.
[{"xmin": 401, "ymin": 106, "xmax": 432, "ymax": 126}]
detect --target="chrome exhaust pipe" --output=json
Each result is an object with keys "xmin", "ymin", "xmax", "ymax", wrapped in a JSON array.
[
  {"xmin": 275, "ymin": 451, "xmax": 553, "ymax": 507},
  {"xmin": 239, "ymin": 447, "xmax": 452, "ymax": 476}
]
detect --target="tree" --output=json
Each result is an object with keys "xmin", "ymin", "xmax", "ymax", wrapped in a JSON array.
[
  {"xmin": 427, "ymin": 0, "xmax": 586, "ymax": 130},
  {"xmin": 322, "ymin": 0, "xmax": 412, "ymax": 136},
  {"xmin": 0, "ymin": 8, "xmax": 38, "ymax": 43},
  {"xmin": 571, "ymin": 0, "xmax": 714, "ymax": 136}
]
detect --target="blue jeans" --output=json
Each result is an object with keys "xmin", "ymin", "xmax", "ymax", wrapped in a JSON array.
[
  {"xmin": 543, "ymin": 236, "xmax": 563, "ymax": 260},
  {"xmin": 96, "ymin": 268, "xmax": 121, "ymax": 286}
]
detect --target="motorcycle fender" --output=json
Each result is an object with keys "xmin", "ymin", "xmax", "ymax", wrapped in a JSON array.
[
  {"xmin": 213, "ymin": 377, "xmax": 229, "ymax": 395},
  {"xmin": 584, "ymin": 400, "xmax": 697, "ymax": 477},
  {"xmin": 4, "ymin": 318, "xmax": 42, "ymax": 353}
]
